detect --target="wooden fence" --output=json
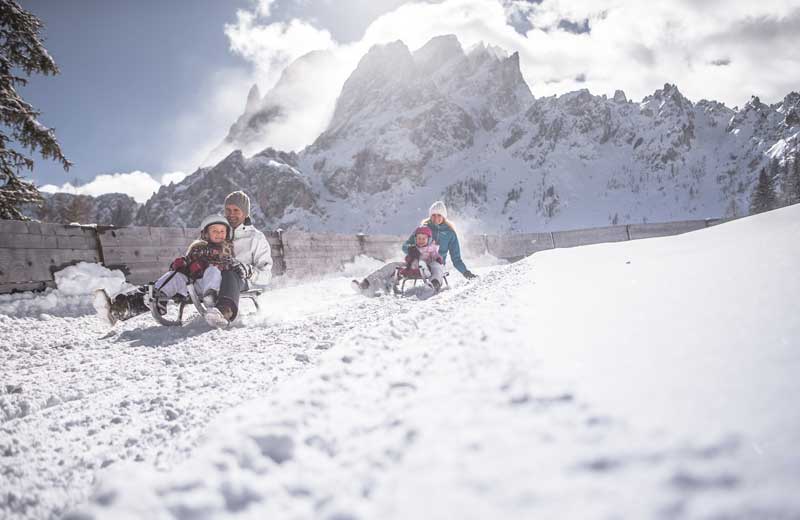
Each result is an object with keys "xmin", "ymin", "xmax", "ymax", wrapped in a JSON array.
[{"xmin": 0, "ymin": 218, "xmax": 725, "ymax": 294}]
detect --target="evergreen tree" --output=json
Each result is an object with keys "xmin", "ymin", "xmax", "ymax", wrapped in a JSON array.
[
  {"xmin": 0, "ymin": 0, "xmax": 70, "ymax": 220},
  {"xmin": 749, "ymin": 167, "xmax": 778, "ymax": 214},
  {"xmin": 63, "ymin": 194, "xmax": 91, "ymax": 223},
  {"xmin": 787, "ymin": 150, "xmax": 800, "ymax": 206}
]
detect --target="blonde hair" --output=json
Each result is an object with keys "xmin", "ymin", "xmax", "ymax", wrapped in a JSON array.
[{"xmin": 420, "ymin": 216, "xmax": 456, "ymax": 233}]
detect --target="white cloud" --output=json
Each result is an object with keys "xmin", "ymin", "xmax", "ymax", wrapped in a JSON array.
[
  {"xmin": 40, "ymin": 171, "xmax": 187, "ymax": 204},
  {"xmin": 163, "ymin": 66, "xmax": 258, "ymax": 173},
  {"xmin": 224, "ymin": 9, "xmax": 336, "ymax": 92},
  {"xmin": 255, "ymin": 0, "xmax": 276, "ymax": 17}
]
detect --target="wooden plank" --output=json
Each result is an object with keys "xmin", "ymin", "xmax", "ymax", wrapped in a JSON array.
[
  {"xmin": 0, "ymin": 232, "xmax": 59, "ymax": 249},
  {"xmin": 123, "ymin": 265, "xmax": 165, "ymax": 285},
  {"xmin": 24, "ymin": 222, "xmax": 44, "ymax": 235},
  {"xmin": 0, "ymin": 280, "xmax": 55, "ymax": 294},
  {"xmin": 103, "ymin": 247, "xmax": 160, "ymax": 264},
  {"xmin": 461, "ymin": 234, "xmax": 487, "ymax": 256},
  {"xmin": 97, "ymin": 228, "xmax": 154, "ymax": 247},
  {"xmin": 0, "ymin": 248, "xmax": 100, "ymax": 284},
  {"xmin": 56, "ymin": 235, "xmax": 98, "ymax": 250},
  {"xmin": 102, "ymin": 245, "xmax": 185, "ymax": 265},
  {"xmin": 362, "ymin": 234, "xmax": 406, "ymax": 242},
  {"xmin": 0, "ymin": 220, "xmax": 30, "ymax": 234},
  {"xmin": 485, "ymin": 233, "xmax": 553, "ymax": 259},
  {"xmin": 0, "ymin": 249, "xmax": 49, "ymax": 284},
  {"xmin": 53, "ymin": 224, "xmax": 96, "ymax": 237},
  {"xmin": 628, "ymin": 220, "xmax": 707, "ymax": 240},
  {"xmin": 552, "ymin": 225, "xmax": 628, "ymax": 249}
]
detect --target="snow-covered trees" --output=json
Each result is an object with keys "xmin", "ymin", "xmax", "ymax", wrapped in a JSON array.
[
  {"xmin": 0, "ymin": 0, "xmax": 70, "ymax": 220},
  {"xmin": 784, "ymin": 151, "xmax": 800, "ymax": 207},
  {"xmin": 749, "ymin": 167, "xmax": 778, "ymax": 215}
]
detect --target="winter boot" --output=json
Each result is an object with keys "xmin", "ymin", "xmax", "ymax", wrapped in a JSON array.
[
  {"xmin": 148, "ymin": 288, "xmax": 169, "ymax": 317},
  {"xmin": 202, "ymin": 289, "xmax": 218, "ymax": 307},
  {"xmin": 431, "ymin": 278, "xmax": 441, "ymax": 294},
  {"xmin": 106, "ymin": 288, "xmax": 150, "ymax": 322},
  {"xmin": 93, "ymin": 289, "xmax": 116, "ymax": 326},
  {"xmin": 204, "ymin": 307, "xmax": 228, "ymax": 328},
  {"xmin": 205, "ymin": 299, "xmax": 235, "ymax": 328},
  {"xmin": 351, "ymin": 279, "xmax": 370, "ymax": 293}
]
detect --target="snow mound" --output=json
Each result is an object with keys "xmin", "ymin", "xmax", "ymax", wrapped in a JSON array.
[
  {"xmin": 339, "ymin": 254, "xmax": 392, "ymax": 278},
  {"xmin": 0, "ymin": 262, "xmax": 131, "ymax": 318},
  {"xmin": 67, "ymin": 205, "xmax": 800, "ymax": 519}
]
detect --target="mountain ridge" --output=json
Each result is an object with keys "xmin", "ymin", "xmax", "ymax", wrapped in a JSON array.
[{"xmin": 137, "ymin": 35, "xmax": 800, "ymax": 233}]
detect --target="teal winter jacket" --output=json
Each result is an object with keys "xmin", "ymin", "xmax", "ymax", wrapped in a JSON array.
[{"xmin": 402, "ymin": 220, "xmax": 468, "ymax": 274}]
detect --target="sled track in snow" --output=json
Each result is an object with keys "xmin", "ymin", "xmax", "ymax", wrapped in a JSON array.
[
  {"xmin": 0, "ymin": 279, "xmax": 480, "ymax": 520},
  {"xmin": 68, "ymin": 261, "xmax": 617, "ymax": 519}
]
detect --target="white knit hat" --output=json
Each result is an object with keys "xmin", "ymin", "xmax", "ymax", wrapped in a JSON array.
[{"xmin": 429, "ymin": 200, "xmax": 447, "ymax": 219}]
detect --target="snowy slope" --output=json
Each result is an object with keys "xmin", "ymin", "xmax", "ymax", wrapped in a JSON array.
[{"xmin": 3, "ymin": 205, "xmax": 796, "ymax": 519}]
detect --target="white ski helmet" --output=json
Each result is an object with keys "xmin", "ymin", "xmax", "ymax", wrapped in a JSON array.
[{"xmin": 199, "ymin": 214, "xmax": 232, "ymax": 241}]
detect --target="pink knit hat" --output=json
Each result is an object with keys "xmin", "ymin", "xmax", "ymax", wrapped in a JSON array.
[{"xmin": 414, "ymin": 226, "xmax": 432, "ymax": 238}]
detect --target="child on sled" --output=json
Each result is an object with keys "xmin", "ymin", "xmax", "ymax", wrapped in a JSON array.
[
  {"xmin": 96, "ymin": 215, "xmax": 236, "ymax": 324},
  {"xmin": 401, "ymin": 226, "xmax": 445, "ymax": 293},
  {"xmin": 351, "ymin": 226, "xmax": 445, "ymax": 296}
]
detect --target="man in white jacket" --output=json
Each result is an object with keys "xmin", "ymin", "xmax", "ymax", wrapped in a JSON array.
[
  {"xmin": 98, "ymin": 191, "xmax": 273, "ymax": 327},
  {"xmin": 205, "ymin": 191, "xmax": 273, "ymax": 327}
]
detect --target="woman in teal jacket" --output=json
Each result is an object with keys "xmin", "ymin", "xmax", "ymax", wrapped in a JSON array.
[
  {"xmin": 402, "ymin": 201, "xmax": 476, "ymax": 279},
  {"xmin": 351, "ymin": 201, "xmax": 476, "ymax": 296}
]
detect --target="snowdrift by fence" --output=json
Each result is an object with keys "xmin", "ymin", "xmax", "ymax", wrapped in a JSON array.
[{"xmin": 0, "ymin": 218, "xmax": 723, "ymax": 293}]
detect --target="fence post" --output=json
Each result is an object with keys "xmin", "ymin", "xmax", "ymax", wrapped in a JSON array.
[
  {"xmin": 356, "ymin": 232, "xmax": 366, "ymax": 256},
  {"xmin": 273, "ymin": 228, "xmax": 287, "ymax": 276}
]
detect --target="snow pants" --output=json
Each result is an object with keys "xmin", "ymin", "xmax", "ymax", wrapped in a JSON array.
[
  {"xmin": 362, "ymin": 262, "xmax": 405, "ymax": 296},
  {"xmin": 419, "ymin": 260, "xmax": 445, "ymax": 285},
  {"xmin": 154, "ymin": 266, "xmax": 222, "ymax": 299},
  {"xmin": 217, "ymin": 269, "xmax": 247, "ymax": 320},
  {"xmin": 361, "ymin": 260, "xmax": 444, "ymax": 296}
]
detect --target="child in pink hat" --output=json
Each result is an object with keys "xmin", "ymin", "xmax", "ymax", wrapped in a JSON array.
[{"xmin": 404, "ymin": 226, "xmax": 445, "ymax": 292}]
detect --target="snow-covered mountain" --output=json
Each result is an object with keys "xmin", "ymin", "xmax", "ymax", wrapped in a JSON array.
[
  {"xmin": 23, "ymin": 192, "xmax": 139, "ymax": 226},
  {"xmin": 136, "ymin": 148, "xmax": 320, "ymax": 228},
  {"xmin": 141, "ymin": 35, "xmax": 800, "ymax": 233},
  {"xmin": 204, "ymin": 49, "xmax": 345, "ymax": 167}
]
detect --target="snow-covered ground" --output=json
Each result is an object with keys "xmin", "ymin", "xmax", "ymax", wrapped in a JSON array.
[{"xmin": 2, "ymin": 205, "xmax": 799, "ymax": 520}]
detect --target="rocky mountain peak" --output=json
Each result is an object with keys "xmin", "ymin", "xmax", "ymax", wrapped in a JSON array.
[
  {"xmin": 326, "ymin": 40, "xmax": 421, "ymax": 134},
  {"xmin": 349, "ymin": 40, "xmax": 417, "ymax": 84},
  {"xmin": 778, "ymin": 92, "xmax": 800, "ymax": 128},
  {"xmin": 643, "ymin": 83, "xmax": 691, "ymax": 107},
  {"xmin": 413, "ymin": 34, "xmax": 465, "ymax": 76},
  {"xmin": 613, "ymin": 90, "xmax": 628, "ymax": 103},
  {"xmin": 244, "ymin": 84, "xmax": 261, "ymax": 114}
]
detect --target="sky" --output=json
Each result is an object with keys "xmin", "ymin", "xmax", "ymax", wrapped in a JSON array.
[{"xmin": 20, "ymin": 0, "xmax": 800, "ymax": 202}]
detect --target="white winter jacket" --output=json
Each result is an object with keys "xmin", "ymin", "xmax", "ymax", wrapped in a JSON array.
[{"xmin": 232, "ymin": 221, "xmax": 273, "ymax": 286}]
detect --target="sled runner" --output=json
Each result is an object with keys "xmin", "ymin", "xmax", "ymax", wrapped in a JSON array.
[
  {"xmin": 149, "ymin": 284, "xmax": 262, "ymax": 327},
  {"xmin": 391, "ymin": 266, "xmax": 449, "ymax": 297}
]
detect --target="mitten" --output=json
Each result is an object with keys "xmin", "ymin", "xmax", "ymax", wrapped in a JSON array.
[
  {"xmin": 232, "ymin": 261, "xmax": 253, "ymax": 280},
  {"xmin": 188, "ymin": 258, "xmax": 208, "ymax": 278},
  {"xmin": 170, "ymin": 257, "xmax": 187, "ymax": 272}
]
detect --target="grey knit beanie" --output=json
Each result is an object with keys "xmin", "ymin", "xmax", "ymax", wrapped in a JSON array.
[{"xmin": 224, "ymin": 191, "xmax": 251, "ymax": 216}]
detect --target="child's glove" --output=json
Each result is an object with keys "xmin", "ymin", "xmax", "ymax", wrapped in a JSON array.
[
  {"xmin": 170, "ymin": 257, "xmax": 187, "ymax": 271},
  {"xmin": 188, "ymin": 258, "xmax": 208, "ymax": 278}
]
